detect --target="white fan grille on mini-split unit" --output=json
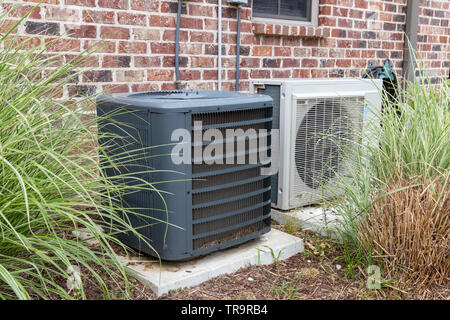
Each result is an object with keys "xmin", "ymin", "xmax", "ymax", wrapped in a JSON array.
[{"xmin": 289, "ymin": 96, "xmax": 365, "ymax": 207}]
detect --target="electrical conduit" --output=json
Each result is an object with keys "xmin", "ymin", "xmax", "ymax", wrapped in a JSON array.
[
  {"xmin": 218, "ymin": 0, "xmax": 222, "ymax": 90},
  {"xmin": 175, "ymin": 0, "xmax": 182, "ymax": 90},
  {"xmin": 235, "ymin": 4, "xmax": 241, "ymax": 92}
]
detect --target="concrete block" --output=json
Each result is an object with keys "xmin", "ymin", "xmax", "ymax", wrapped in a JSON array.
[
  {"xmin": 121, "ymin": 229, "xmax": 303, "ymax": 297},
  {"xmin": 271, "ymin": 207, "xmax": 343, "ymax": 240}
]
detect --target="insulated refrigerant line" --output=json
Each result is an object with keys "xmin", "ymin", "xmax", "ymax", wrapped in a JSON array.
[
  {"xmin": 175, "ymin": 0, "xmax": 183, "ymax": 90},
  {"xmin": 235, "ymin": 3, "xmax": 242, "ymax": 92},
  {"xmin": 218, "ymin": 0, "xmax": 222, "ymax": 90}
]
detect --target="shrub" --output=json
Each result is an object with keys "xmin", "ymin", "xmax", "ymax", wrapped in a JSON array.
[
  {"xmin": 330, "ymin": 70, "xmax": 449, "ymax": 289},
  {"xmin": 0, "ymin": 6, "xmax": 161, "ymax": 299}
]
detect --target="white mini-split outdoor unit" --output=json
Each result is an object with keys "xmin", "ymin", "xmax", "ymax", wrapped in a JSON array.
[{"xmin": 250, "ymin": 78, "xmax": 382, "ymax": 210}]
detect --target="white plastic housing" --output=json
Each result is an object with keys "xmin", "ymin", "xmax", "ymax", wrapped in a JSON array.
[{"xmin": 250, "ymin": 78, "xmax": 382, "ymax": 210}]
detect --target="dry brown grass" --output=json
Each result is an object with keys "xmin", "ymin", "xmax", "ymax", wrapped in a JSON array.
[{"xmin": 358, "ymin": 178, "xmax": 449, "ymax": 289}]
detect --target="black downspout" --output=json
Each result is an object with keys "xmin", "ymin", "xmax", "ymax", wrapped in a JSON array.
[
  {"xmin": 235, "ymin": 4, "xmax": 242, "ymax": 92},
  {"xmin": 175, "ymin": 0, "xmax": 182, "ymax": 90},
  {"xmin": 402, "ymin": 0, "xmax": 419, "ymax": 83}
]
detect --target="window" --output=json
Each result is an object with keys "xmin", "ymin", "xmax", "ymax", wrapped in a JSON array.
[{"xmin": 253, "ymin": 0, "xmax": 318, "ymax": 25}]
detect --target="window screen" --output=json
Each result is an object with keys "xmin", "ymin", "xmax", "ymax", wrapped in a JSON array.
[{"xmin": 253, "ymin": 0, "xmax": 311, "ymax": 21}]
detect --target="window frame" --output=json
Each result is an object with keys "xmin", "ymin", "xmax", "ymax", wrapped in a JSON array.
[{"xmin": 252, "ymin": 0, "xmax": 319, "ymax": 27}]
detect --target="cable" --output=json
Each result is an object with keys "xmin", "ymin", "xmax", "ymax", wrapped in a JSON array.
[
  {"xmin": 218, "ymin": 0, "xmax": 222, "ymax": 90},
  {"xmin": 235, "ymin": 4, "xmax": 241, "ymax": 92},
  {"xmin": 175, "ymin": 0, "xmax": 182, "ymax": 90}
]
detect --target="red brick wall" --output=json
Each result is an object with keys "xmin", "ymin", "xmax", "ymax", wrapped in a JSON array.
[{"xmin": 2, "ymin": 0, "xmax": 448, "ymax": 97}]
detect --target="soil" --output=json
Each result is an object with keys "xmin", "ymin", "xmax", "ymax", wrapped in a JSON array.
[{"xmin": 90, "ymin": 222, "xmax": 449, "ymax": 300}]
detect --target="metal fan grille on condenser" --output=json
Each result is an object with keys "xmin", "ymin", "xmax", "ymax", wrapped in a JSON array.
[{"xmin": 290, "ymin": 97, "xmax": 364, "ymax": 206}]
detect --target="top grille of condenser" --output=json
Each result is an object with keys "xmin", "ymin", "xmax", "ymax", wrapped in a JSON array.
[{"xmin": 191, "ymin": 107, "xmax": 273, "ymax": 251}]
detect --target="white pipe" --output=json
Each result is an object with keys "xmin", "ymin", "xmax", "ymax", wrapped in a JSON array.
[{"xmin": 218, "ymin": 0, "xmax": 222, "ymax": 91}]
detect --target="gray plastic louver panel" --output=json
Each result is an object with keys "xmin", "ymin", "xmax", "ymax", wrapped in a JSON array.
[
  {"xmin": 190, "ymin": 109, "xmax": 272, "ymax": 253},
  {"xmin": 97, "ymin": 90, "xmax": 273, "ymax": 261}
]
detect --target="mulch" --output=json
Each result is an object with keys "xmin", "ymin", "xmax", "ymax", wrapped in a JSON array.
[{"xmin": 107, "ymin": 223, "xmax": 448, "ymax": 300}]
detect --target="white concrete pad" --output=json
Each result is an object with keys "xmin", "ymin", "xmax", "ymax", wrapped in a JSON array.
[
  {"xmin": 121, "ymin": 229, "xmax": 303, "ymax": 297},
  {"xmin": 271, "ymin": 207, "xmax": 343, "ymax": 240}
]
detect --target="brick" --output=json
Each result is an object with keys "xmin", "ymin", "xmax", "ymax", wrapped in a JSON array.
[
  {"xmin": 320, "ymin": 59, "xmax": 335, "ymax": 68},
  {"xmin": 180, "ymin": 17, "xmax": 203, "ymax": 29},
  {"xmin": 349, "ymin": 9, "xmax": 364, "ymax": 19},
  {"xmin": 151, "ymin": 43, "xmax": 175, "ymax": 54},
  {"xmin": 102, "ymin": 55, "xmax": 131, "ymax": 68},
  {"xmin": 320, "ymin": 5, "xmax": 332, "ymax": 15},
  {"xmin": 131, "ymin": 0, "xmax": 154, "ymax": 11},
  {"xmin": 319, "ymin": 16, "xmax": 336, "ymax": 27},
  {"xmin": 190, "ymin": 31, "xmax": 215, "ymax": 43},
  {"xmin": 65, "ymin": 25, "xmax": 96, "ymax": 38},
  {"xmin": 311, "ymin": 69, "xmax": 328, "ymax": 78},
  {"xmin": 282, "ymin": 58, "xmax": 300, "ymax": 68},
  {"xmin": 302, "ymin": 59, "xmax": 318, "ymax": 68},
  {"xmin": 251, "ymin": 70, "xmax": 270, "ymax": 78},
  {"xmin": 118, "ymin": 41, "xmax": 148, "ymax": 54},
  {"xmin": 150, "ymin": 15, "xmax": 176, "ymax": 28},
  {"xmin": 293, "ymin": 69, "xmax": 310, "ymax": 78},
  {"xmin": 25, "ymin": 22, "xmax": 60, "ymax": 36},
  {"xmin": 204, "ymin": 44, "xmax": 225, "ymax": 56},
  {"xmin": 161, "ymin": 83, "xmax": 178, "ymax": 91},
  {"xmin": 332, "ymin": 29, "xmax": 346, "ymax": 38},
  {"xmin": 180, "ymin": 43, "xmax": 202, "ymax": 55},
  {"xmin": 262, "ymin": 58, "xmax": 280, "ymax": 68},
  {"xmin": 253, "ymin": 46, "xmax": 272, "ymax": 57},
  {"xmin": 379, "ymin": 12, "xmax": 393, "ymax": 22},
  {"xmin": 302, "ymin": 39, "xmax": 320, "ymax": 47},
  {"xmin": 132, "ymin": 83, "xmax": 159, "ymax": 92},
  {"xmin": 67, "ymin": 54, "xmax": 99, "ymax": 67},
  {"xmin": 45, "ymin": 38, "xmax": 81, "ymax": 52},
  {"xmin": 84, "ymin": 40, "xmax": 115, "ymax": 53},
  {"xmin": 336, "ymin": 59, "xmax": 351, "ymax": 67},
  {"xmin": 3, "ymin": 4, "xmax": 42, "ymax": 19},
  {"xmin": 274, "ymin": 47, "xmax": 291, "ymax": 56},
  {"xmin": 383, "ymin": 23, "xmax": 397, "ymax": 31},
  {"xmin": 45, "ymin": 7, "xmax": 80, "ymax": 22},
  {"xmin": 161, "ymin": 1, "xmax": 186, "ymax": 14},
  {"xmin": 134, "ymin": 28, "xmax": 161, "ymax": 41},
  {"xmin": 83, "ymin": 10, "xmax": 115, "ymax": 24},
  {"xmin": 116, "ymin": 70, "xmax": 145, "ymax": 82},
  {"xmin": 83, "ymin": 70, "xmax": 113, "ymax": 83},
  {"xmin": 64, "ymin": 0, "xmax": 95, "ymax": 6},
  {"xmin": 147, "ymin": 69, "xmax": 174, "ymax": 81},
  {"xmin": 189, "ymin": 4, "xmax": 214, "ymax": 17},
  {"xmin": 180, "ymin": 70, "xmax": 201, "ymax": 81},
  {"xmin": 98, "ymin": 0, "xmax": 128, "ymax": 10},
  {"xmin": 338, "ymin": 18, "xmax": 352, "ymax": 28},
  {"xmin": 162, "ymin": 56, "xmax": 188, "ymax": 68},
  {"xmin": 101, "ymin": 26, "xmax": 130, "ymax": 40},
  {"xmin": 333, "ymin": 7, "xmax": 348, "ymax": 17},
  {"xmin": 355, "ymin": 0, "xmax": 368, "ymax": 9},
  {"xmin": 103, "ymin": 84, "xmax": 129, "ymax": 94},
  {"xmin": 385, "ymin": 4, "xmax": 397, "ymax": 13},
  {"xmin": 118, "ymin": 13, "xmax": 147, "ymax": 26},
  {"xmin": 162, "ymin": 30, "xmax": 187, "ymax": 42},
  {"xmin": 363, "ymin": 31, "xmax": 377, "ymax": 39},
  {"xmin": 68, "ymin": 85, "xmax": 96, "ymax": 97},
  {"xmin": 136, "ymin": 56, "xmax": 161, "ymax": 68},
  {"xmin": 272, "ymin": 70, "xmax": 290, "ymax": 78},
  {"xmin": 203, "ymin": 70, "xmax": 218, "ymax": 81},
  {"xmin": 191, "ymin": 56, "xmax": 214, "ymax": 68}
]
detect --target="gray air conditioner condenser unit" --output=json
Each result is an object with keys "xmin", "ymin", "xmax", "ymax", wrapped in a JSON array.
[{"xmin": 97, "ymin": 90, "xmax": 273, "ymax": 261}]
